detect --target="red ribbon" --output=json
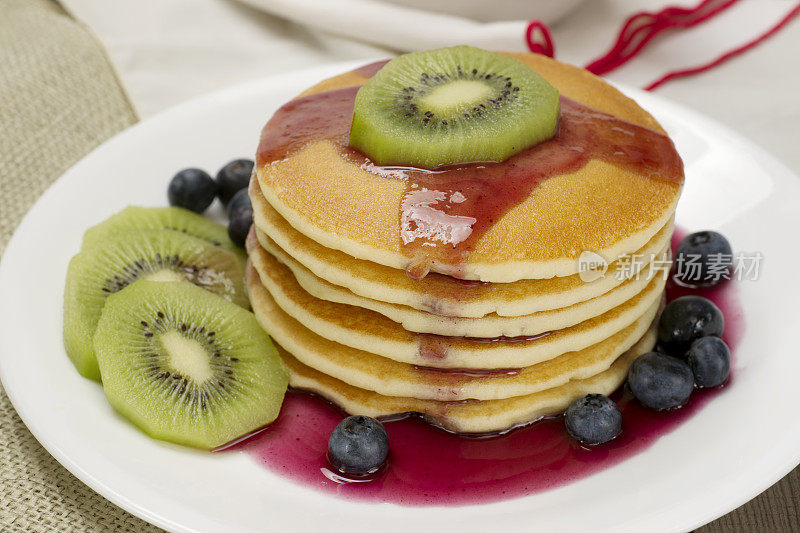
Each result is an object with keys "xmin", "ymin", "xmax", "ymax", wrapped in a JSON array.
[
  {"xmin": 584, "ymin": 0, "xmax": 739, "ymax": 76},
  {"xmin": 644, "ymin": 2, "xmax": 800, "ymax": 90},
  {"xmin": 524, "ymin": 0, "xmax": 800, "ymax": 91},
  {"xmin": 525, "ymin": 20, "xmax": 555, "ymax": 58}
]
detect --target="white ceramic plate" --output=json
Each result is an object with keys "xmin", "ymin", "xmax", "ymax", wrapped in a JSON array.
[{"xmin": 1, "ymin": 61, "xmax": 799, "ymax": 533}]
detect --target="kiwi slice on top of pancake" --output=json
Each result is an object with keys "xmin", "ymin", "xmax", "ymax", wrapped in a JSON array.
[
  {"xmin": 64, "ymin": 229, "xmax": 247, "ymax": 381},
  {"xmin": 94, "ymin": 281, "xmax": 287, "ymax": 450},
  {"xmin": 350, "ymin": 46, "xmax": 560, "ymax": 169}
]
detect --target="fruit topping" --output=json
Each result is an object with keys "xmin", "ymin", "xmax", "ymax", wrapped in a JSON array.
[
  {"xmin": 686, "ymin": 336, "xmax": 731, "ymax": 388},
  {"xmin": 82, "ymin": 205, "xmax": 241, "ymax": 257},
  {"xmin": 93, "ymin": 281, "xmax": 287, "ymax": 449},
  {"xmin": 658, "ymin": 296, "xmax": 724, "ymax": 356},
  {"xmin": 168, "ymin": 168, "xmax": 217, "ymax": 213},
  {"xmin": 216, "ymin": 159, "xmax": 254, "ymax": 205},
  {"xmin": 228, "ymin": 211, "xmax": 253, "ymax": 249},
  {"xmin": 349, "ymin": 46, "xmax": 560, "ymax": 169},
  {"xmin": 227, "ymin": 189, "xmax": 253, "ymax": 248},
  {"xmin": 564, "ymin": 394, "xmax": 622, "ymax": 445},
  {"xmin": 63, "ymin": 229, "xmax": 247, "ymax": 380},
  {"xmin": 328, "ymin": 415, "xmax": 389, "ymax": 476},
  {"xmin": 674, "ymin": 230, "xmax": 733, "ymax": 287},
  {"xmin": 227, "ymin": 188, "xmax": 251, "ymax": 219},
  {"xmin": 627, "ymin": 352, "xmax": 694, "ymax": 410}
]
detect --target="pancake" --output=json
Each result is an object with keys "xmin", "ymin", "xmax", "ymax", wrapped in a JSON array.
[
  {"xmin": 255, "ymin": 53, "xmax": 682, "ymax": 282},
  {"xmin": 257, "ymin": 218, "xmax": 670, "ymax": 336},
  {"xmin": 257, "ymin": 223, "xmax": 668, "ymax": 337},
  {"xmin": 247, "ymin": 261, "xmax": 661, "ymax": 401},
  {"xmin": 278, "ymin": 316, "xmax": 658, "ymax": 434},
  {"xmin": 246, "ymin": 230, "xmax": 666, "ymax": 368},
  {"xmin": 251, "ymin": 178, "xmax": 674, "ymax": 318},
  {"xmin": 247, "ymin": 229, "xmax": 668, "ymax": 340}
]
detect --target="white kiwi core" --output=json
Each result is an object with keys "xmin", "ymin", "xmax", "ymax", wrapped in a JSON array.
[
  {"xmin": 159, "ymin": 330, "xmax": 213, "ymax": 383},
  {"xmin": 419, "ymin": 80, "xmax": 493, "ymax": 115}
]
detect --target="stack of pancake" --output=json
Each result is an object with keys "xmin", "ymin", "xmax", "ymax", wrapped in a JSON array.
[{"xmin": 245, "ymin": 54, "xmax": 682, "ymax": 434}]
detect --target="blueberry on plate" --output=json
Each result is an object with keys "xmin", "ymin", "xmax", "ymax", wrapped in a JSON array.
[
  {"xmin": 216, "ymin": 159, "xmax": 254, "ymax": 205},
  {"xmin": 627, "ymin": 352, "xmax": 694, "ymax": 410},
  {"xmin": 328, "ymin": 415, "xmax": 389, "ymax": 476},
  {"xmin": 168, "ymin": 168, "xmax": 217, "ymax": 213},
  {"xmin": 674, "ymin": 230, "xmax": 733, "ymax": 286},
  {"xmin": 686, "ymin": 336, "xmax": 731, "ymax": 388},
  {"xmin": 228, "ymin": 206, "xmax": 253, "ymax": 248},
  {"xmin": 226, "ymin": 189, "xmax": 253, "ymax": 247},
  {"xmin": 658, "ymin": 295, "xmax": 724, "ymax": 356},
  {"xmin": 227, "ymin": 188, "xmax": 252, "ymax": 219},
  {"xmin": 564, "ymin": 394, "xmax": 622, "ymax": 445}
]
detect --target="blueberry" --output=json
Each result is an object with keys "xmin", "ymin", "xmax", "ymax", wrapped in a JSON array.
[
  {"xmin": 328, "ymin": 415, "xmax": 389, "ymax": 476},
  {"xmin": 658, "ymin": 296, "xmax": 724, "ymax": 356},
  {"xmin": 168, "ymin": 168, "xmax": 217, "ymax": 213},
  {"xmin": 227, "ymin": 188, "xmax": 252, "ymax": 219},
  {"xmin": 628, "ymin": 352, "xmax": 694, "ymax": 410},
  {"xmin": 564, "ymin": 394, "xmax": 622, "ymax": 445},
  {"xmin": 228, "ymin": 205, "xmax": 253, "ymax": 248},
  {"xmin": 674, "ymin": 230, "xmax": 733, "ymax": 286},
  {"xmin": 686, "ymin": 336, "xmax": 730, "ymax": 388},
  {"xmin": 216, "ymin": 159, "xmax": 254, "ymax": 205}
]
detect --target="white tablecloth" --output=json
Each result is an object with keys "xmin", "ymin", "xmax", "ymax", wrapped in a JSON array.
[{"xmin": 61, "ymin": 0, "xmax": 800, "ymax": 172}]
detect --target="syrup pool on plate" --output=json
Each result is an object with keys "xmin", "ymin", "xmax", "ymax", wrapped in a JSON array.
[{"xmin": 230, "ymin": 229, "xmax": 744, "ymax": 506}]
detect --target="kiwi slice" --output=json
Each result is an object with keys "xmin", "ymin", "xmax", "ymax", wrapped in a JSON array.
[
  {"xmin": 349, "ymin": 46, "xmax": 560, "ymax": 169},
  {"xmin": 82, "ymin": 206, "xmax": 243, "ymax": 257},
  {"xmin": 64, "ymin": 229, "xmax": 247, "ymax": 381},
  {"xmin": 94, "ymin": 281, "xmax": 288, "ymax": 449}
]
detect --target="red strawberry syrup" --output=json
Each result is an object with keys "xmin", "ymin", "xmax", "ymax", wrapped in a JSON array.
[{"xmin": 232, "ymin": 228, "xmax": 744, "ymax": 505}]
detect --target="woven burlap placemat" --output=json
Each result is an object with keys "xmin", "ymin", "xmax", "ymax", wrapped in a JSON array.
[
  {"xmin": 0, "ymin": 0, "xmax": 159, "ymax": 530},
  {"xmin": 0, "ymin": 0, "xmax": 797, "ymax": 530}
]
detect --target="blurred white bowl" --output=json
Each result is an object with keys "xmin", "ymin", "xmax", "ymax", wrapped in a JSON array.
[{"xmin": 380, "ymin": 0, "xmax": 588, "ymax": 23}]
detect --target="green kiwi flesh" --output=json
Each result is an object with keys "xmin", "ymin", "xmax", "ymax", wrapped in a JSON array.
[
  {"xmin": 82, "ymin": 206, "xmax": 244, "ymax": 258},
  {"xmin": 349, "ymin": 46, "xmax": 560, "ymax": 169},
  {"xmin": 64, "ymin": 229, "xmax": 247, "ymax": 381},
  {"xmin": 94, "ymin": 281, "xmax": 287, "ymax": 449}
]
